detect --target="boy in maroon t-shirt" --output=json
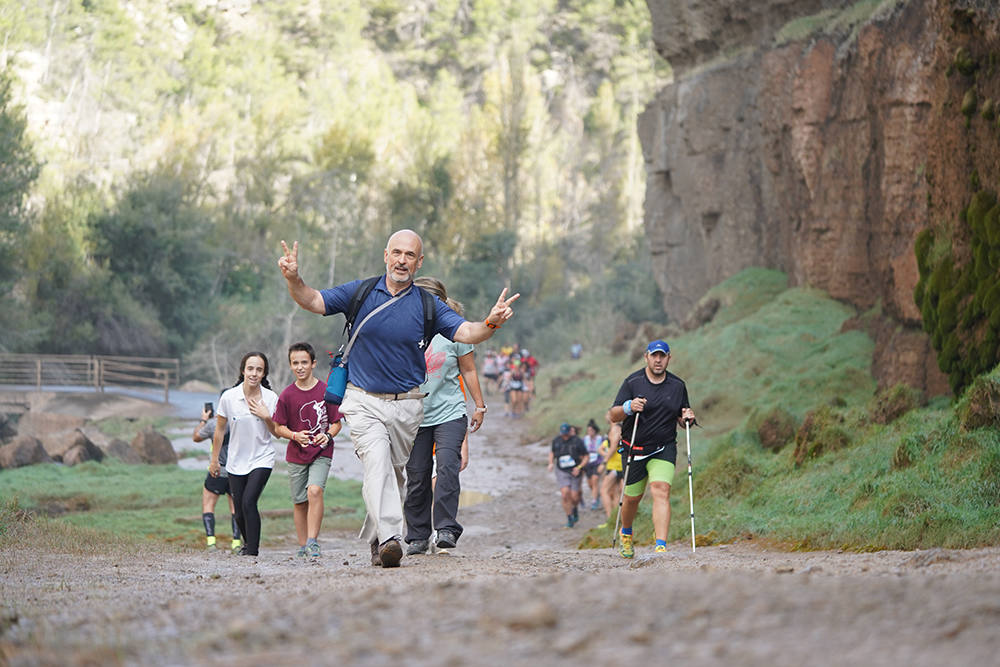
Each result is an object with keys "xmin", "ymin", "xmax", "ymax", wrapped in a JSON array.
[{"xmin": 266, "ymin": 342, "xmax": 343, "ymax": 558}]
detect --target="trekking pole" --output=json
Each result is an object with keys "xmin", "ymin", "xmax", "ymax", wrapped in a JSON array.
[
  {"xmin": 612, "ymin": 397, "xmax": 642, "ymax": 549},
  {"xmin": 685, "ymin": 418, "xmax": 696, "ymax": 553}
]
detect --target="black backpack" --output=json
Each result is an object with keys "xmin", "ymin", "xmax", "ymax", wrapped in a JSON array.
[{"xmin": 343, "ymin": 276, "xmax": 438, "ymax": 350}]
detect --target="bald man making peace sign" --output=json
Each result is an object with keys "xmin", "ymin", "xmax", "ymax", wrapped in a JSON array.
[{"xmin": 279, "ymin": 229, "xmax": 519, "ymax": 567}]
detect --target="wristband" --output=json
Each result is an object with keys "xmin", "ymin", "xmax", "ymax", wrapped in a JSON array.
[
  {"xmin": 485, "ymin": 320, "xmax": 500, "ymax": 329},
  {"xmin": 623, "ymin": 400, "xmax": 633, "ymax": 416},
  {"xmin": 475, "ymin": 405, "xmax": 488, "ymax": 413}
]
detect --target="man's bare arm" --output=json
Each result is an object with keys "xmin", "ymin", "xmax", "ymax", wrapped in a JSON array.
[
  {"xmin": 453, "ymin": 288, "xmax": 520, "ymax": 344},
  {"xmin": 278, "ymin": 240, "xmax": 326, "ymax": 314}
]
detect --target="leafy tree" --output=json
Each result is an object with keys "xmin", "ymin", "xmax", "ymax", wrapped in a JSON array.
[
  {"xmin": 89, "ymin": 171, "xmax": 214, "ymax": 354},
  {"xmin": 0, "ymin": 69, "xmax": 40, "ymax": 291}
]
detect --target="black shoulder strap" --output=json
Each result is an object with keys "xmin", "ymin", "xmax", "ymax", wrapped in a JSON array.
[
  {"xmin": 344, "ymin": 276, "xmax": 381, "ymax": 336},
  {"xmin": 416, "ymin": 286, "xmax": 437, "ymax": 349}
]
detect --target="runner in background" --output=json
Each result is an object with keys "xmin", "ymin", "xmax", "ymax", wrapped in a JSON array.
[
  {"xmin": 481, "ymin": 349, "xmax": 501, "ymax": 394},
  {"xmin": 547, "ymin": 422, "xmax": 588, "ymax": 527},
  {"xmin": 581, "ymin": 419, "xmax": 605, "ymax": 511},
  {"xmin": 597, "ymin": 418, "xmax": 623, "ymax": 529},
  {"xmin": 520, "ymin": 348, "xmax": 538, "ymax": 412}
]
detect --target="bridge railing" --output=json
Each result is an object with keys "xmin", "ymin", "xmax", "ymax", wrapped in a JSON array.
[{"xmin": 0, "ymin": 354, "xmax": 180, "ymax": 402}]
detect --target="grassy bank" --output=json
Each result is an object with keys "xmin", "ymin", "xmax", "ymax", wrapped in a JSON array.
[
  {"xmin": 532, "ymin": 268, "xmax": 1000, "ymax": 551},
  {"xmin": 0, "ymin": 460, "xmax": 364, "ymax": 552}
]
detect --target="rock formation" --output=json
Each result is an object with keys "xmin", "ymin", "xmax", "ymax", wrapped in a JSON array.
[
  {"xmin": 639, "ymin": 0, "xmax": 1000, "ymax": 394},
  {"xmin": 131, "ymin": 427, "xmax": 178, "ymax": 464}
]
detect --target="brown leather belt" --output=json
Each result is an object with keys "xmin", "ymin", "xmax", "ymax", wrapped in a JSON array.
[{"xmin": 346, "ymin": 382, "xmax": 427, "ymax": 401}]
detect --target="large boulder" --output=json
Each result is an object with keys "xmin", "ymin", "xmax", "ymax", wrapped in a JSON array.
[
  {"xmin": 131, "ymin": 428, "xmax": 177, "ymax": 464},
  {"xmin": 41, "ymin": 429, "xmax": 103, "ymax": 464},
  {"xmin": 57, "ymin": 430, "xmax": 105, "ymax": 466},
  {"xmin": 103, "ymin": 438, "xmax": 143, "ymax": 464},
  {"xmin": 0, "ymin": 435, "xmax": 53, "ymax": 469}
]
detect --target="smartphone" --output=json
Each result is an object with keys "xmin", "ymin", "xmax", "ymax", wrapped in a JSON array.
[{"xmin": 204, "ymin": 402, "xmax": 214, "ymax": 417}]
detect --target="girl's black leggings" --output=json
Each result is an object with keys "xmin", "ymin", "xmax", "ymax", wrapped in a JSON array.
[{"xmin": 228, "ymin": 467, "xmax": 272, "ymax": 555}]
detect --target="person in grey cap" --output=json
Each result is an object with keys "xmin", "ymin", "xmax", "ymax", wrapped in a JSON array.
[
  {"xmin": 607, "ymin": 340, "xmax": 696, "ymax": 557},
  {"xmin": 547, "ymin": 422, "xmax": 589, "ymax": 527}
]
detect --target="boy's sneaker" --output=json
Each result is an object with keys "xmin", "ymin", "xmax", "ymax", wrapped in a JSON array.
[
  {"xmin": 435, "ymin": 530, "xmax": 458, "ymax": 550},
  {"xmin": 654, "ymin": 544, "xmax": 667, "ymax": 554},
  {"xmin": 231, "ymin": 539, "xmax": 243, "ymax": 553},
  {"xmin": 296, "ymin": 545, "xmax": 308, "ymax": 558},
  {"xmin": 590, "ymin": 500, "xmax": 602, "ymax": 511},
  {"xmin": 307, "ymin": 543, "xmax": 321, "ymax": 558},
  {"xmin": 619, "ymin": 532, "xmax": 635, "ymax": 559},
  {"xmin": 406, "ymin": 539, "xmax": 429, "ymax": 555}
]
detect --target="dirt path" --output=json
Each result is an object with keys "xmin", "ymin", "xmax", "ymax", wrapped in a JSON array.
[{"xmin": 3, "ymin": 412, "xmax": 1000, "ymax": 665}]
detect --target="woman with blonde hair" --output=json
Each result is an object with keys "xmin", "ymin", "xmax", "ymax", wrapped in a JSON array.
[{"xmin": 403, "ymin": 277, "xmax": 487, "ymax": 554}]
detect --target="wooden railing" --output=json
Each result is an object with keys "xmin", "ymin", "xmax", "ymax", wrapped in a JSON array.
[{"xmin": 0, "ymin": 354, "xmax": 180, "ymax": 402}]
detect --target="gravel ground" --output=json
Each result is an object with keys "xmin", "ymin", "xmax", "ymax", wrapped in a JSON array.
[{"xmin": 3, "ymin": 411, "xmax": 1000, "ymax": 666}]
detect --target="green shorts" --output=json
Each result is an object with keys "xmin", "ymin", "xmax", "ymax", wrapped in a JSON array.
[
  {"xmin": 624, "ymin": 458, "xmax": 675, "ymax": 497},
  {"xmin": 287, "ymin": 457, "xmax": 332, "ymax": 504}
]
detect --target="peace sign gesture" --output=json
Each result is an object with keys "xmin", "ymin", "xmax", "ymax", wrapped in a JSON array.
[
  {"xmin": 278, "ymin": 240, "xmax": 299, "ymax": 280},
  {"xmin": 485, "ymin": 287, "xmax": 521, "ymax": 328}
]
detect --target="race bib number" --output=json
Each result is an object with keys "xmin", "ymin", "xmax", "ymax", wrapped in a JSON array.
[
  {"xmin": 588, "ymin": 451, "xmax": 599, "ymax": 463},
  {"xmin": 558, "ymin": 454, "xmax": 576, "ymax": 469}
]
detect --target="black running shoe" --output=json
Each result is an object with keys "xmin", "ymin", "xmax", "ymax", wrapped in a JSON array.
[{"xmin": 435, "ymin": 530, "xmax": 458, "ymax": 550}]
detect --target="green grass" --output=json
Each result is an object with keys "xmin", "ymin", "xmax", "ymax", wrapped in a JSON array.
[
  {"xmin": 0, "ymin": 460, "xmax": 364, "ymax": 551},
  {"xmin": 775, "ymin": 0, "xmax": 902, "ymax": 46},
  {"xmin": 536, "ymin": 268, "xmax": 1000, "ymax": 551}
]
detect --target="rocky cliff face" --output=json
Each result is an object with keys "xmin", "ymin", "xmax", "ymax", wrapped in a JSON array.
[{"xmin": 639, "ymin": 0, "xmax": 1000, "ymax": 395}]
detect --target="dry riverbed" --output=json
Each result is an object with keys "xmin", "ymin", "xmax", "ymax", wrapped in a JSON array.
[{"xmin": 3, "ymin": 408, "xmax": 1000, "ymax": 665}]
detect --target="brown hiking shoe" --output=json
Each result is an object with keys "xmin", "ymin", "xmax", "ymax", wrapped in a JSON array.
[
  {"xmin": 370, "ymin": 540, "xmax": 381, "ymax": 567},
  {"xmin": 378, "ymin": 538, "xmax": 403, "ymax": 568}
]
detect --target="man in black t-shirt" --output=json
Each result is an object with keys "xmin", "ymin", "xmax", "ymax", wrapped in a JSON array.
[
  {"xmin": 547, "ymin": 423, "xmax": 589, "ymax": 527},
  {"xmin": 608, "ymin": 340, "xmax": 696, "ymax": 558}
]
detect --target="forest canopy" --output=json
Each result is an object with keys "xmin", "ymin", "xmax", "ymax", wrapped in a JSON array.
[{"xmin": 0, "ymin": 0, "xmax": 670, "ymax": 384}]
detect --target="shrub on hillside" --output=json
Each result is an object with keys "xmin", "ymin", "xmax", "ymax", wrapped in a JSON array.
[
  {"xmin": 755, "ymin": 407, "xmax": 798, "ymax": 451},
  {"xmin": 957, "ymin": 371, "xmax": 1000, "ymax": 431},
  {"xmin": 793, "ymin": 405, "xmax": 852, "ymax": 465},
  {"xmin": 870, "ymin": 384, "xmax": 924, "ymax": 424},
  {"xmin": 914, "ymin": 190, "xmax": 1000, "ymax": 394}
]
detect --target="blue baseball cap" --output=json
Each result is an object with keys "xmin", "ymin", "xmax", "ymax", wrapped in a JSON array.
[
  {"xmin": 559, "ymin": 423, "xmax": 571, "ymax": 435},
  {"xmin": 646, "ymin": 340, "xmax": 670, "ymax": 355}
]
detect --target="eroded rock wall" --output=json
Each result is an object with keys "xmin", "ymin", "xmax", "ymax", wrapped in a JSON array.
[{"xmin": 640, "ymin": 0, "xmax": 1000, "ymax": 394}]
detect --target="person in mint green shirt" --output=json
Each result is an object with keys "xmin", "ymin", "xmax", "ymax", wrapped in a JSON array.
[{"xmin": 404, "ymin": 277, "xmax": 487, "ymax": 555}]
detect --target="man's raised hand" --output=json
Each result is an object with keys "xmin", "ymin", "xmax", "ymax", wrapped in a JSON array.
[
  {"xmin": 486, "ymin": 287, "xmax": 520, "ymax": 327},
  {"xmin": 278, "ymin": 240, "xmax": 299, "ymax": 280}
]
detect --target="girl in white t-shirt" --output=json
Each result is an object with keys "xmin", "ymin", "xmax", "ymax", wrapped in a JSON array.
[{"xmin": 209, "ymin": 351, "xmax": 279, "ymax": 557}]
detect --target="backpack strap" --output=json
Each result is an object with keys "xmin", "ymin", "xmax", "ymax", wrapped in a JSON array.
[
  {"xmin": 416, "ymin": 286, "xmax": 437, "ymax": 350},
  {"xmin": 344, "ymin": 276, "xmax": 381, "ymax": 337}
]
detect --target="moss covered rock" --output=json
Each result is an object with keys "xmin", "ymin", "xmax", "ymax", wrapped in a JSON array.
[
  {"xmin": 870, "ymin": 384, "xmax": 924, "ymax": 425},
  {"xmin": 755, "ymin": 407, "xmax": 798, "ymax": 452},
  {"xmin": 957, "ymin": 370, "xmax": 1000, "ymax": 431},
  {"xmin": 793, "ymin": 405, "xmax": 851, "ymax": 465}
]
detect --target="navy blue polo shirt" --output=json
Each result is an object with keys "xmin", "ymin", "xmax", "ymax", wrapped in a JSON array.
[{"xmin": 320, "ymin": 276, "xmax": 466, "ymax": 393}]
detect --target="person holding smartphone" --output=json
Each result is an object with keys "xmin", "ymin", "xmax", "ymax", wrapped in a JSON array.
[{"xmin": 193, "ymin": 400, "xmax": 242, "ymax": 552}]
